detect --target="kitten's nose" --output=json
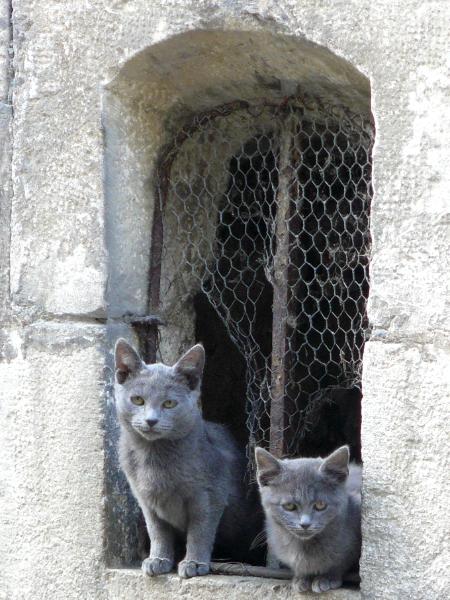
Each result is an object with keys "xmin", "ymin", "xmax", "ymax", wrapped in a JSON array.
[
  {"xmin": 146, "ymin": 418, "xmax": 159, "ymax": 428},
  {"xmin": 300, "ymin": 516, "xmax": 311, "ymax": 529}
]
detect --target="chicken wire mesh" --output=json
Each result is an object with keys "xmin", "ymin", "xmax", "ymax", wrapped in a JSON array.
[{"xmin": 151, "ymin": 95, "xmax": 373, "ymax": 461}]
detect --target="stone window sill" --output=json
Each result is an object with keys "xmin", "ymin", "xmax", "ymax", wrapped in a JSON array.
[{"xmin": 105, "ymin": 568, "xmax": 361, "ymax": 599}]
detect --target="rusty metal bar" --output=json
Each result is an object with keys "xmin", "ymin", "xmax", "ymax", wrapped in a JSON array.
[
  {"xmin": 210, "ymin": 562, "xmax": 291, "ymax": 580},
  {"xmin": 143, "ymin": 191, "xmax": 165, "ymax": 363},
  {"xmin": 143, "ymin": 100, "xmax": 251, "ymax": 363},
  {"xmin": 210, "ymin": 562, "xmax": 360, "ymax": 584},
  {"xmin": 269, "ymin": 116, "xmax": 294, "ymax": 458},
  {"xmin": 125, "ymin": 314, "xmax": 165, "ymax": 364}
]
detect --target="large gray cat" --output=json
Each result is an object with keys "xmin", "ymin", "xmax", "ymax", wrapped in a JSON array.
[
  {"xmin": 255, "ymin": 445, "xmax": 361, "ymax": 593},
  {"xmin": 114, "ymin": 339, "xmax": 260, "ymax": 578}
]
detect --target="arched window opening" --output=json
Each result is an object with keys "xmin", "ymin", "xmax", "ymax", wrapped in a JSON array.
[
  {"xmin": 102, "ymin": 32, "xmax": 374, "ymax": 573},
  {"xmin": 146, "ymin": 96, "xmax": 373, "ymax": 470}
]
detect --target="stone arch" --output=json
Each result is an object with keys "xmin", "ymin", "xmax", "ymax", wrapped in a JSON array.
[{"xmin": 102, "ymin": 28, "xmax": 372, "ymax": 567}]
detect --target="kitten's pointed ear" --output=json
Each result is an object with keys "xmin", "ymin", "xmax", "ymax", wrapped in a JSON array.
[
  {"xmin": 174, "ymin": 344, "xmax": 205, "ymax": 390},
  {"xmin": 114, "ymin": 339, "xmax": 144, "ymax": 384},
  {"xmin": 319, "ymin": 445, "xmax": 349, "ymax": 483},
  {"xmin": 255, "ymin": 447, "xmax": 282, "ymax": 486}
]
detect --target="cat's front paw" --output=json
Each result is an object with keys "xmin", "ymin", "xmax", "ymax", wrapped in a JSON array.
[
  {"xmin": 292, "ymin": 577, "xmax": 311, "ymax": 593},
  {"xmin": 178, "ymin": 560, "xmax": 210, "ymax": 578},
  {"xmin": 142, "ymin": 557, "xmax": 174, "ymax": 576},
  {"xmin": 311, "ymin": 576, "xmax": 342, "ymax": 593}
]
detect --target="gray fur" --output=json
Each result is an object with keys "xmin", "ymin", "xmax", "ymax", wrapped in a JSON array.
[
  {"xmin": 114, "ymin": 339, "xmax": 256, "ymax": 578},
  {"xmin": 255, "ymin": 445, "xmax": 361, "ymax": 594}
]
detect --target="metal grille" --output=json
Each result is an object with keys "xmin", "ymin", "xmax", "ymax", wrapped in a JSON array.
[{"xmin": 151, "ymin": 96, "xmax": 373, "ymax": 461}]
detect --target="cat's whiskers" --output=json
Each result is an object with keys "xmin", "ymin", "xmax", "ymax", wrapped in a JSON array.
[{"xmin": 250, "ymin": 529, "xmax": 267, "ymax": 550}]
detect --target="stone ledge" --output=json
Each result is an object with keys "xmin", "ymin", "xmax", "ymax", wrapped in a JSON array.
[{"xmin": 105, "ymin": 569, "xmax": 360, "ymax": 600}]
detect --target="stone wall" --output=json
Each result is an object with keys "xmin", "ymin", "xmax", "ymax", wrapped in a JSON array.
[{"xmin": 0, "ymin": 2, "xmax": 449, "ymax": 600}]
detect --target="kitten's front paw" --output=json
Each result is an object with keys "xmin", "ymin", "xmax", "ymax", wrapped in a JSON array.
[
  {"xmin": 178, "ymin": 560, "xmax": 210, "ymax": 578},
  {"xmin": 142, "ymin": 557, "xmax": 174, "ymax": 576},
  {"xmin": 311, "ymin": 576, "xmax": 342, "ymax": 593},
  {"xmin": 292, "ymin": 577, "xmax": 311, "ymax": 593}
]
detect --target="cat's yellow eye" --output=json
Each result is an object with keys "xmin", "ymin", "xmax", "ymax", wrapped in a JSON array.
[
  {"xmin": 282, "ymin": 502, "xmax": 297, "ymax": 512},
  {"xmin": 162, "ymin": 399, "xmax": 178, "ymax": 409},
  {"xmin": 131, "ymin": 396, "xmax": 145, "ymax": 406},
  {"xmin": 314, "ymin": 500, "xmax": 327, "ymax": 511}
]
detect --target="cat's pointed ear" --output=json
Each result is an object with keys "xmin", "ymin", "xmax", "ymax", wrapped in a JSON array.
[
  {"xmin": 173, "ymin": 344, "xmax": 205, "ymax": 390},
  {"xmin": 319, "ymin": 445, "xmax": 349, "ymax": 483},
  {"xmin": 114, "ymin": 339, "xmax": 144, "ymax": 384},
  {"xmin": 255, "ymin": 447, "xmax": 282, "ymax": 486}
]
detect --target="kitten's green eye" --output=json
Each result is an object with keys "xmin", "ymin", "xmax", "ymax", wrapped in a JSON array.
[
  {"xmin": 314, "ymin": 500, "xmax": 327, "ymax": 511},
  {"xmin": 282, "ymin": 502, "xmax": 297, "ymax": 512},
  {"xmin": 131, "ymin": 396, "xmax": 145, "ymax": 406},
  {"xmin": 162, "ymin": 399, "xmax": 178, "ymax": 409}
]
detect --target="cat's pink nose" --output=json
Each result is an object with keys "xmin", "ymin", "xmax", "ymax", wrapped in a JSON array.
[{"xmin": 146, "ymin": 418, "xmax": 159, "ymax": 428}]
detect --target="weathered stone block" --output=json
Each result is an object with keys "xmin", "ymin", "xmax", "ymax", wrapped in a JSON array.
[
  {"xmin": 106, "ymin": 570, "xmax": 360, "ymax": 600},
  {"xmin": 0, "ymin": 322, "xmax": 106, "ymax": 600},
  {"xmin": 361, "ymin": 339, "xmax": 450, "ymax": 599}
]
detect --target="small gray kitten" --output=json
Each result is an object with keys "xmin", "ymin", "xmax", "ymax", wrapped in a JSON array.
[
  {"xmin": 114, "ymin": 339, "xmax": 257, "ymax": 579},
  {"xmin": 255, "ymin": 445, "xmax": 361, "ymax": 594}
]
